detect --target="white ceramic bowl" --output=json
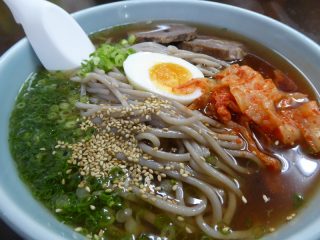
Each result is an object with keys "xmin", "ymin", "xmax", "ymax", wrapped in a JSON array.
[{"xmin": 1, "ymin": 1, "xmax": 320, "ymax": 239}]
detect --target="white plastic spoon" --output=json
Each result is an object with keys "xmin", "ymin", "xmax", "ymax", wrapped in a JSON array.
[{"xmin": 3, "ymin": 0, "xmax": 95, "ymax": 70}]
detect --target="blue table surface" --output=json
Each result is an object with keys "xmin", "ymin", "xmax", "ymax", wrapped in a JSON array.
[{"xmin": 0, "ymin": 0, "xmax": 319, "ymax": 239}]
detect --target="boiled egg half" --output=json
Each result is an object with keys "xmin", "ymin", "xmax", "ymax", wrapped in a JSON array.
[{"xmin": 123, "ymin": 52, "xmax": 204, "ymax": 104}]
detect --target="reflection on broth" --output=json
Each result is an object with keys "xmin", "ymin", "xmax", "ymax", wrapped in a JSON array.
[{"xmin": 9, "ymin": 21, "xmax": 320, "ymax": 239}]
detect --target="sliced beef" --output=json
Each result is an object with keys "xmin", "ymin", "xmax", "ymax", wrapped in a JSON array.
[
  {"xmin": 179, "ymin": 36, "xmax": 247, "ymax": 61},
  {"xmin": 133, "ymin": 24, "xmax": 197, "ymax": 44}
]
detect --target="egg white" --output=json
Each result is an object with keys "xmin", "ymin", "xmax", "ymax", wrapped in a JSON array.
[{"xmin": 123, "ymin": 52, "xmax": 204, "ymax": 104}]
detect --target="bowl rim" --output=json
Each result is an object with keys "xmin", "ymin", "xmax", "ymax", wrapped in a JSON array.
[{"xmin": 1, "ymin": 1, "xmax": 320, "ymax": 240}]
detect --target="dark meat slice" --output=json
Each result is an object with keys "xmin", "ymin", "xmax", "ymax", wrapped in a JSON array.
[
  {"xmin": 179, "ymin": 36, "xmax": 247, "ymax": 61},
  {"xmin": 133, "ymin": 24, "xmax": 197, "ymax": 44}
]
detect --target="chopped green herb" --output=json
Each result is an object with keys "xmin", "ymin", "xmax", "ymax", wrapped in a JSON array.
[
  {"xmin": 109, "ymin": 166, "xmax": 125, "ymax": 178},
  {"xmin": 170, "ymin": 179, "xmax": 177, "ymax": 185},
  {"xmin": 121, "ymin": 39, "xmax": 129, "ymax": 46},
  {"xmin": 160, "ymin": 225, "xmax": 176, "ymax": 239},
  {"xmin": 293, "ymin": 193, "xmax": 304, "ymax": 209},
  {"xmin": 99, "ymin": 191, "xmax": 124, "ymax": 210},
  {"xmin": 205, "ymin": 155, "xmax": 218, "ymax": 166},
  {"xmin": 137, "ymin": 234, "xmax": 150, "ymax": 240},
  {"xmin": 98, "ymin": 207, "xmax": 115, "ymax": 227},
  {"xmin": 217, "ymin": 222, "xmax": 231, "ymax": 235},
  {"xmin": 127, "ymin": 34, "xmax": 136, "ymax": 45},
  {"xmin": 155, "ymin": 214, "xmax": 172, "ymax": 230},
  {"xmin": 200, "ymin": 235, "xmax": 211, "ymax": 240}
]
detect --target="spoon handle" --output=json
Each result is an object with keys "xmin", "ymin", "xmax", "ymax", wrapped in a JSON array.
[
  {"xmin": 3, "ymin": 0, "xmax": 40, "ymax": 24},
  {"xmin": 3, "ymin": 0, "xmax": 95, "ymax": 70}
]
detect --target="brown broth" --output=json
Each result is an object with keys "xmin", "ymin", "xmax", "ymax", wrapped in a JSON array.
[{"xmin": 91, "ymin": 21, "xmax": 320, "ymax": 236}]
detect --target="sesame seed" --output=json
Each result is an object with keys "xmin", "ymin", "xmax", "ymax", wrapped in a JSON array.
[
  {"xmin": 98, "ymin": 229, "xmax": 104, "ymax": 237},
  {"xmin": 242, "ymin": 196, "xmax": 248, "ymax": 204},
  {"xmin": 185, "ymin": 226, "xmax": 193, "ymax": 234},
  {"xmin": 177, "ymin": 216, "xmax": 184, "ymax": 221},
  {"xmin": 262, "ymin": 194, "xmax": 270, "ymax": 203},
  {"xmin": 74, "ymin": 227, "xmax": 83, "ymax": 232},
  {"xmin": 286, "ymin": 213, "xmax": 296, "ymax": 221},
  {"xmin": 55, "ymin": 208, "xmax": 62, "ymax": 213},
  {"xmin": 222, "ymin": 226, "xmax": 230, "ymax": 233}
]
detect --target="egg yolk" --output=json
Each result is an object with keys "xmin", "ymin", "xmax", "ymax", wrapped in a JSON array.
[{"xmin": 149, "ymin": 63, "xmax": 192, "ymax": 94}]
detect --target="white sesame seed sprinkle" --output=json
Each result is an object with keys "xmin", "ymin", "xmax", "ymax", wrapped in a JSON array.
[
  {"xmin": 242, "ymin": 196, "xmax": 248, "ymax": 204},
  {"xmin": 74, "ymin": 227, "xmax": 83, "ymax": 232},
  {"xmin": 55, "ymin": 208, "xmax": 62, "ymax": 213},
  {"xmin": 263, "ymin": 194, "xmax": 270, "ymax": 203},
  {"xmin": 185, "ymin": 226, "xmax": 193, "ymax": 234}
]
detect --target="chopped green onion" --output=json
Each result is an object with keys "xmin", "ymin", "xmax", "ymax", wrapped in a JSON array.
[
  {"xmin": 99, "ymin": 207, "xmax": 115, "ymax": 227},
  {"xmin": 49, "ymin": 105, "xmax": 59, "ymax": 112},
  {"xmin": 127, "ymin": 35, "xmax": 136, "ymax": 45},
  {"xmin": 155, "ymin": 214, "xmax": 172, "ymax": 230},
  {"xmin": 121, "ymin": 39, "xmax": 128, "ymax": 46},
  {"xmin": 200, "ymin": 236, "xmax": 211, "ymax": 240},
  {"xmin": 48, "ymin": 112, "xmax": 58, "ymax": 120},
  {"xmin": 64, "ymin": 121, "xmax": 77, "ymax": 129},
  {"xmin": 16, "ymin": 102, "xmax": 26, "ymax": 109},
  {"xmin": 217, "ymin": 222, "xmax": 231, "ymax": 235},
  {"xmin": 80, "ymin": 96, "xmax": 89, "ymax": 103},
  {"xmin": 205, "ymin": 155, "xmax": 218, "ymax": 166},
  {"xmin": 68, "ymin": 95, "xmax": 79, "ymax": 105},
  {"xmin": 170, "ymin": 179, "xmax": 177, "ymax": 185},
  {"xmin": 293, "ymin": 193, "xmax": 304, "ymax": 209},
  {"xmin": 109, "ymin": 166, "xmax": 124, "ymax": 176},
  {"xmin": 59, "ymin": 102, "xmax": 70, "ymax": 110}
]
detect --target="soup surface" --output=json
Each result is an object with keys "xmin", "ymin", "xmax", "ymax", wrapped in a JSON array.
[{"xmin": 9, "ymin": 21, "xmax": 320, "ymax": 240}]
